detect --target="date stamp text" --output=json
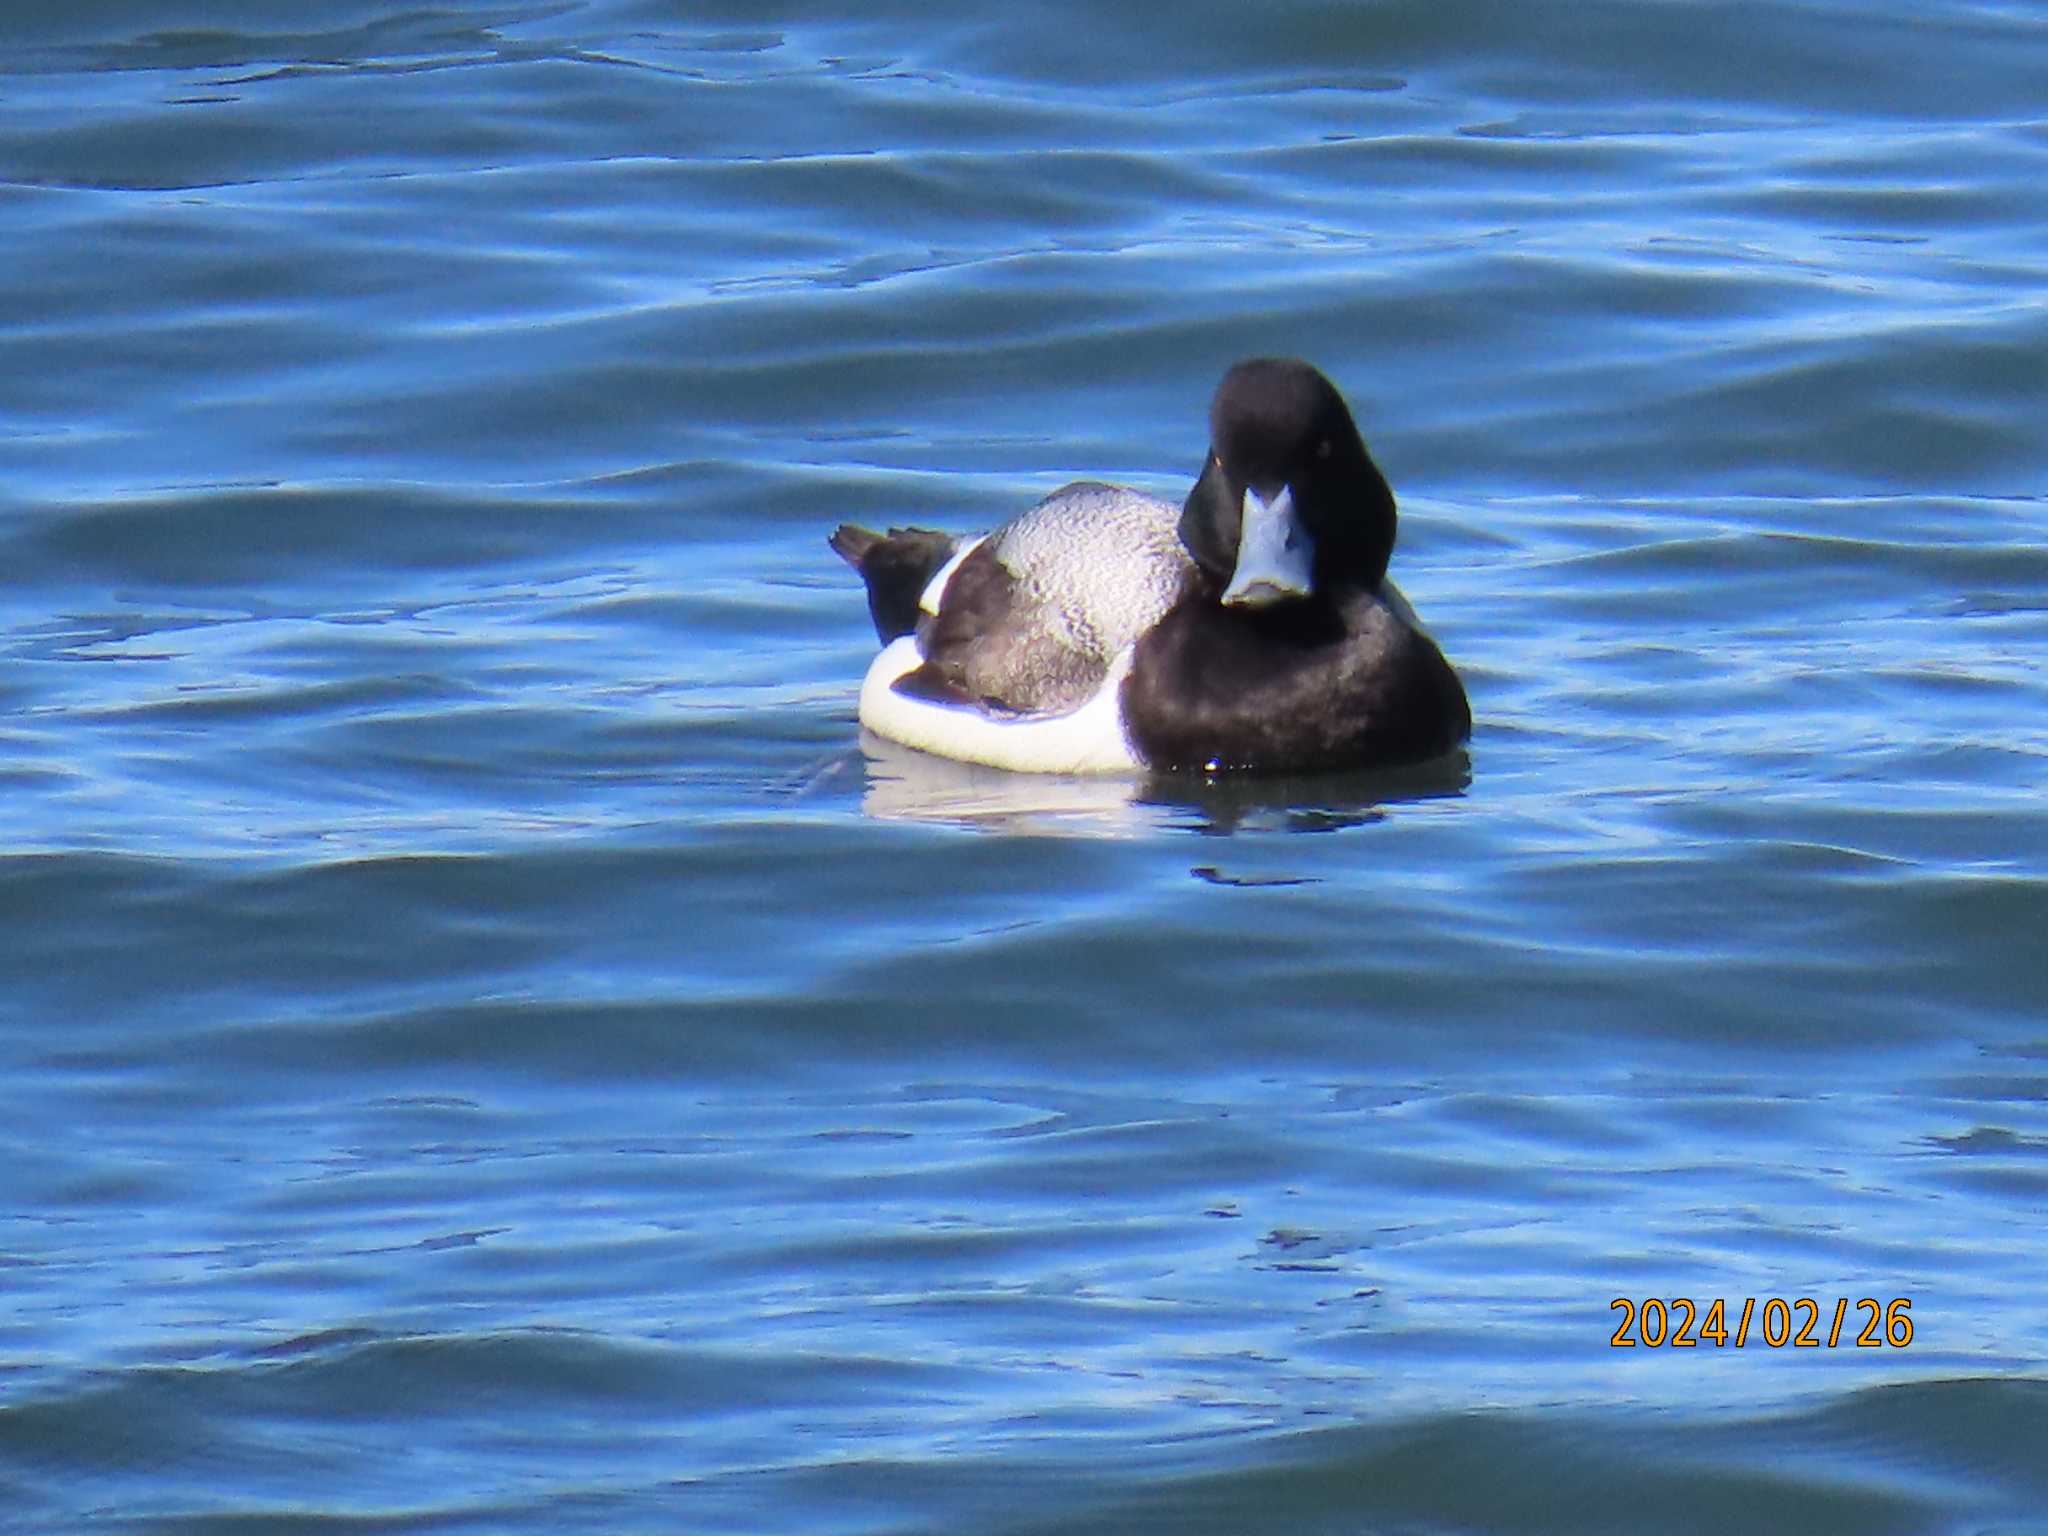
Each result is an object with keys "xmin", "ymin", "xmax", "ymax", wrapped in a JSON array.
[{"xmin": 1609, "ymin": 1297, "xmax": 1914, "ymax": 1349}]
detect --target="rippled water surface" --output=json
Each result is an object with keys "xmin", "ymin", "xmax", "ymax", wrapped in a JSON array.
[{"xmin": 4, "ymin": 3, "xmax": 2047, "ymax": 1531}]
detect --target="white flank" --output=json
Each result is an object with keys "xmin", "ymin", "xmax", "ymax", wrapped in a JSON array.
[
  {"xmin": 856, "ymin": 635, "xmax": 1142, "ymax": 775},
  {"xmin": 917, "ymin": 534, "xmax": 987, "ymax": 616}
]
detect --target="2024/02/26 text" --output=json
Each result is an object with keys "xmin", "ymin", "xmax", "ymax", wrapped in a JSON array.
[{"xmin": 1610, "ymin": 1297, "xmax": 1914, "ymax": 1349}]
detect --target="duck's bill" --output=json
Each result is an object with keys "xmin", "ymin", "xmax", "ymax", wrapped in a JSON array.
[{"xmin": 1221, "ymin": 484, "xmax": 1315, "ymax": 607}]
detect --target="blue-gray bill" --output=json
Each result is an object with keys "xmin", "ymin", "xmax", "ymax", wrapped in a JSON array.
[{"xmin": 1220, "ymin": 484, "xmax": 1314, "ymax": 607}]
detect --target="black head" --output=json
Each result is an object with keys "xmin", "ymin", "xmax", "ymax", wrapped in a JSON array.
[{"xmin": 1178, "ymin": 358, "xmax": 1397, "ymax": 600}]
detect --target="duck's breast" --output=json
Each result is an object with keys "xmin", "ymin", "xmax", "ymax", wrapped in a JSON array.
[{"xmin": 1120, "ymin": 585, "xmax": 1469, "ymax": 772}]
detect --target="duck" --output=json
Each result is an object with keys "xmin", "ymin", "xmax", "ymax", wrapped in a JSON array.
[{"xmin": 830, "ymin": 357, "xmax": 1469, "ymax": 774}]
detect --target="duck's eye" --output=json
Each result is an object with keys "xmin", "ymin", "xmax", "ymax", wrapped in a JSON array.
[{"xmin": 1316, "ymin": 438, "xmax": 1333, "ymax": 460}]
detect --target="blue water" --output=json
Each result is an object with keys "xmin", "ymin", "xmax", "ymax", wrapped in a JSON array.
[{"xmin": 4, "ymin": 3, "xmax": 2047, "ymax": 1531}]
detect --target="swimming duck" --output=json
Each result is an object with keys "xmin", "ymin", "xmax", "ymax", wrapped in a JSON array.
[{"xmin": 831, "ymin": 358, "xmax": 1469, "ymax": 774}]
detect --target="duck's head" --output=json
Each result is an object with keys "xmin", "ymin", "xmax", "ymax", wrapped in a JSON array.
[{"xmin": 1178, "ymin": 358, "xmax": 1397, "ymax": 608}]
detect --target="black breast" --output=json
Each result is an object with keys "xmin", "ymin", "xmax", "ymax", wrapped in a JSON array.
[{"xmin": 1119, "ymin": 588, "xmax": 1470, "ymax": 773}]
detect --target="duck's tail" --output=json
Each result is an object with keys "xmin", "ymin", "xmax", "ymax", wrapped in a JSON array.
[{"xmin": 829, "ymin": 524, "xmax": 958, "ymax": 642}]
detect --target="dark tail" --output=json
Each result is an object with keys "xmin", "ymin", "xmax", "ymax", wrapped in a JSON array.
[{"xmin": 830, "ymin": 524, "xmax": 957, "ymax": 642}]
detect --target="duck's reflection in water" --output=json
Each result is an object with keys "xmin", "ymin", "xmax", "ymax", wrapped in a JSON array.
[{"xmin": 857, "ymin": 732, "xmax": 1469, "ymax": 838}]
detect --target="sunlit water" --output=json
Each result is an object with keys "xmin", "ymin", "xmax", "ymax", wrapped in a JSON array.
[{"xmin": 4, "ymin": 4, "xmax": 2046, "ymax": 1532}]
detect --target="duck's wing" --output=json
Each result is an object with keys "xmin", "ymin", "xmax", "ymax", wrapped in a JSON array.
[{"xmin": 897, "ymin": 483, "xmax": 1194, "ymax": 717}]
